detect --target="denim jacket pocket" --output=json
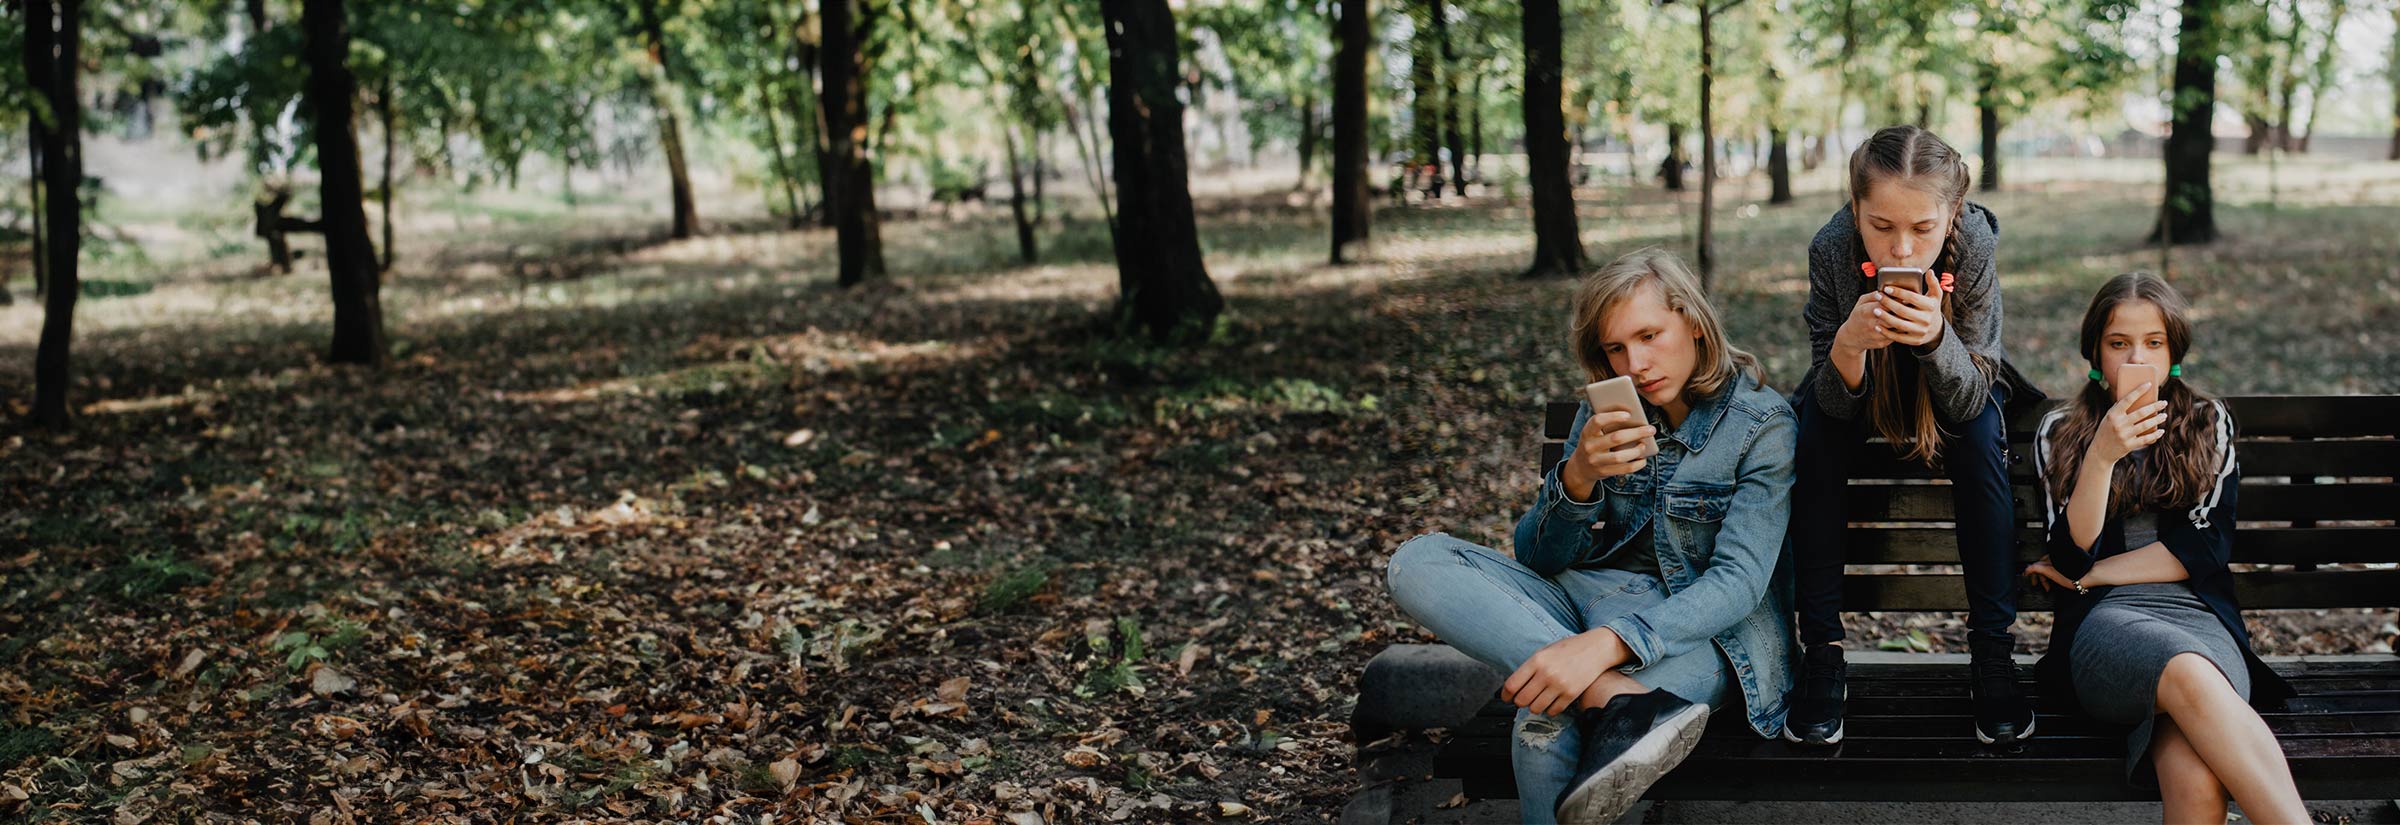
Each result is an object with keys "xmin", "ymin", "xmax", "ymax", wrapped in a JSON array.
[{"xmin": 1661, "ymin": 481, "xmax": 1734, "ymax": 523}]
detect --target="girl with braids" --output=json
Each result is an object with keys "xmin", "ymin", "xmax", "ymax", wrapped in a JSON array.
[
  {"xmin": 1784, "ymin": 125, "xmax": 2046, "ymax": 747},
  {"xmin": 2023, "ymin": 273, "xmax": 2301, "ymax": 819}
]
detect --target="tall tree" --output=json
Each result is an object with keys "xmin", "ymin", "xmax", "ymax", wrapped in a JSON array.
[
  {"xmin": 1691, "ymin": 0, "xmax": 1748, "ymax": 286},
  {"xmin": 2391, "ymin": 3, "xmax": 2399, "ymax": 161},
  {"xmin": 1436, "ymin": 0, "xmax": 1465, "ymax": 196},
  {"xmin": 636, "ymin": 0, "xmax": 701, "ymax": 238},
  {"xmin": 2152, "ymin": 0, "xmax": 2222, "ymax": 245},
  {"xmin": 301, "ymin": 0, "xmax": 386, "ymax": 365},
  {"xmin": 820, "ymin": 0, "xmax": 886, "ymax": 286},
  {"xmin": 1409, "ymin": 0, "xmax": 1441, "ymax": 194},
  {"xmin": 1099, "ymin": 0, "xmax": 1223, "ymax": 341},
  {"xmin": 1330, "ymin": 0, "xmax": 1371, "ymax": 264},
  {"xmin": 22, "ymin": 0, "xmax": 83, "ymax": 428},
  {"xmin": 1521, "ymin": 0, "xmax": 1585, "ymax": 278}
]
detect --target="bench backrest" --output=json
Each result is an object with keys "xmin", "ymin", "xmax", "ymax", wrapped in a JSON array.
[{"xmin": 1538, "ymin": 395, "xmax": 2400, "ymax": 611}]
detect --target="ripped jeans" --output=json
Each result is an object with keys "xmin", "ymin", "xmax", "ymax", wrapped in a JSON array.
[{"xmin": 1385, "ymin": 533, "xmax": 1736, "ymax": 823}]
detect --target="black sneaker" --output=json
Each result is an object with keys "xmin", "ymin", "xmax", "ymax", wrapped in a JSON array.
[
  {"xmin": 1553, "ymin": 690, "xmax": 1711, "ymax": 824},
  {"xmin": 1970, "ymin": 634, "xmax": 2037, "ymax": 745},
  {"xmin": 1781, "ymin": 643, "xmax": 1846, "ymax": 745}
]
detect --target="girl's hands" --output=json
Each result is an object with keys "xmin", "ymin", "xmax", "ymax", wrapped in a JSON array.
[
  {"xmin": 1836, "ymin": 293, "xmax": 1897, "ymax": 354},
  {"xmin": 2090, "ymin": 388, "xmax": 2168, "ymax": 465},
  {"xmin": 2023, "ymin": 557, "xmax": 2074, "ymax": 592},
  {"xmin": 1874, "ymin": 286, "xmax": 1945, "ymax": 348}
]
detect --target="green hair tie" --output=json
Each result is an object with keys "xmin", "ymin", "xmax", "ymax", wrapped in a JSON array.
[{"xmin": 2090, "ymin": 365, "xmax": 2182, "ymax": 384}]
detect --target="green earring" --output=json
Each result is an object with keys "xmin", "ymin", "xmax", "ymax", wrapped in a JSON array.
[{"xmin": 2088, "ymin": 368, "xmax": 2103, "ymax": 383}]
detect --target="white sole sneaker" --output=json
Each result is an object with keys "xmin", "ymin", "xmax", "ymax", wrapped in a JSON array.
[
  {"xmin": 1780, "ymin": 719, "xmax": 1843, "ymax": 745},
  {"xmin": 1554, "ymin": 703, "xmax": 1712, "ymax": 825},
  {"xmin": 1974, "ymin": 714, "xmax": 2036, "ymax": 745}
]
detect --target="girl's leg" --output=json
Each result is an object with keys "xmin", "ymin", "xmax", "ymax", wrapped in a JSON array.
[
  {"xmin": 1938, "ymin": 393, "xmax": 2019, "ymax": 644},
  {"xmin": 1791, "ymin": 387, "xmax": 1865, "ymax": 646},
  {"xmin": 1384, "ymin": 532, "xmax": 1591, "ymax": 824},
  {"xmin": 2152, "ymin": 716, "xmax": 2229, "ymax": 825},
  {"xmin": 2154, "ymin": 653, "xmax": 2308, "ymax": 824}
]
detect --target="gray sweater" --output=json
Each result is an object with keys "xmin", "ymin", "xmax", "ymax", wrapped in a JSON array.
[{"xmin": 1801, "ymin": 201, "xmax": 2007, "ymax": 424}]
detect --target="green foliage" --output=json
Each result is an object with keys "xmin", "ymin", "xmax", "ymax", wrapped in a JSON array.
[{"xmin": 979, "ymin": 560, "xmax": 1052, "ymax": 614}]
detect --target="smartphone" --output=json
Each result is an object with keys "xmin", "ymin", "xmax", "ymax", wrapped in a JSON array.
[
  {"xmin": 1876, "ymin": 266, "xmax": 1932, "ymax": 295},
  {"xmin": 2118, "ymin": 363, "xmax": 2159, "ymax": 449},
  {"xmin": 2117, "ymin": 363, "xmax": 2159, "ymax": 409},
  {"xmin": 1582, "ymin": 375, "xmax": 1659, "ymax": 458}
]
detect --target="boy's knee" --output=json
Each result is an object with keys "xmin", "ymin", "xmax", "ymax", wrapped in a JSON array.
[{"xmin": 1386, "ymin": 532, "xmax": 1463, "ymax": 590}]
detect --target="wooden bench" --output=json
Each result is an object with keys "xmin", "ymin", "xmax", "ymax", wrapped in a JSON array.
[{"xmin": 1353, "ymin": 395, "xmax": 2400, "ymax": 806}]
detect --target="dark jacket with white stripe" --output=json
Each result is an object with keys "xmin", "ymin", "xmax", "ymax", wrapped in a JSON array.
[{"xmin": 2029, "ymin": 399, "xmax": 2295, "ymax": 713}]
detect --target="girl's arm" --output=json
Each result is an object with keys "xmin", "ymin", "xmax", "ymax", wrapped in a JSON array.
[
  {"xmin": 1804, "ymin": 216, "xmax": 1872, "ymax": 421},
  {"xmin": 2078, "ymin": 541, "xmax": 2190, "ymax": 587},
  {"xmin": 2034, "ymin": 410, "xmax": 2100, "ymax": 579},
  {"xmin": 1914, "ymin": 205, "xmax": 2002, "ymax": 423}
]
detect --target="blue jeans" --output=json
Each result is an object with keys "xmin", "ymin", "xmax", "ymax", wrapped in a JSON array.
[
  {"xmin": 1790, "ymin": 379, "xmax": 2020, "ymax": 646},
  {"xmin": 1386, "ymin": 532, "xmax": 1737, "ymax": 823}
]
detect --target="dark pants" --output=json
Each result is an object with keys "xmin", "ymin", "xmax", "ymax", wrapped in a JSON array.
[{"xmin": 1792, "ymin": 376, "xmax": 2019, "ymax": 646}]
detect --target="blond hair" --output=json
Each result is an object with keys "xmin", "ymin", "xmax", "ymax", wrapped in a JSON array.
[{"xmin": 1569, "ymin": 248, "xmax": 1762, "ymax": 398}]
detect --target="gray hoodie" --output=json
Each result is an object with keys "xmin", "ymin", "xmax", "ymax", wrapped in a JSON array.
[{"xmin": 1801, "ymin": 201, "xmax": 2027, "ymax": 424}]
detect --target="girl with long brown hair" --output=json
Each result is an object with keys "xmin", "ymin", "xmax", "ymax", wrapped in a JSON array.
[
  {"xmin": 1784, "ymin": 125, "xmax": 2046, "ymax": 747},
  {"xmin": 2023, "ymin": 273, "xmax": 2302, "ymax": 820}
]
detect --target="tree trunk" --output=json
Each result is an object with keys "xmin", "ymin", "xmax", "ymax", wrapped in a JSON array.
[
  {"xmin": 1768, "ymin": 127, "xmax": 1792, "ymax": 204},
  {"xmin": 378, "ymin": 73, "xmax": 397, "ymax": 272},
  {"xmin": 1661, "ymin": 122, "xmax": 1686, "ymax": 190},
  {"xmin": 1410, "ymin": 0, "xmax": 1439, "ymax": 175},
  {"xmin": 1438, "ymin": 0, "xmax": 1465, "ymax": 196},
  {"xmin": 1521, "ymin": 0, "xmax": 1585, "ymax": 278},
  {"xmin": 821, "ymin": 0, "xmax": 887, "ymax": 286},
  {"xmin": 1697, "ymin": 1, "xmax": 1717, "ymax": 287},
  {"xmin": 2391, "ymin": 4, "xmax": 2399, "ymax": 161},
  {"xmin": 303, "ymin": 0, "xmax": 386, "ymax": 366},
  {"xmin": 1100, "ymin": 0, "xmax": 1223, "ymax": 342},
  {"xmin": 638, "ymin": 0, "xmax": 700, "ymax": 239},
  {"xmin": 1331, "ymin": 0, "xmax": 1372, "ymax": 264},
  {"xmin": 1469, "ymin": 69, "xmax": 1484, "ymax": 181},
  {"xmin": 1003, "ymin": 123, "xmax": 1036, "ymax": 264},
  {"xmin": 1297, "ymin": 93, "xmax": 1317, "ymax": 186},
  {"xmin": 2151, "ymin": 0, "xmax": 2222, "ymax": 246},
  {"xmin": 26, "ymin": 130, "xmax": 45, "ymax": 298},
  {"xmin": 24, "ymin": 0, "xmax": 83, "ymax": 428},
  {"xmin": 1978, "ymin": 66, "xmax": 2001, "ymax": 192},
  {"xmin": 759, "ymin": 79, "xmax": 803, "ymax": 229}
]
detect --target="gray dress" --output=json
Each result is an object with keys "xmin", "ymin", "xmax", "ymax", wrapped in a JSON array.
[{"xmin": 2067, "ymin": 512, "xmax": 2251, "ymax": 786}]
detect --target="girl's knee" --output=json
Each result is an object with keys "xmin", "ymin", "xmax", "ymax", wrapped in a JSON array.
[{"xmin": 2155, "ymin": 652, "xmax": 2230, "ymax": 711}]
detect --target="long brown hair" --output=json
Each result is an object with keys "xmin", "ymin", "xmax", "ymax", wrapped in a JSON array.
[
  {"xmin": 2041, "ymin": 272, "xmax": 2229, "ymax": 515},
  {"xmin": 1849, "ymin": 124, "xmax": 1993, "ymax": 465},
  {"xmin": 1570, "ymin": 248, "xmax": 1763, "ymax": 396}
]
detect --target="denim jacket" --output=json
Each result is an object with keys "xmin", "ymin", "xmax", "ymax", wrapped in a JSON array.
[{"xmin": 1512, "ymin": 374, "xmax": 1798, "ymax": 738}]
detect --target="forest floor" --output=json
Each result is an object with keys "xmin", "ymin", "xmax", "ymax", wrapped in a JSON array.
[{"xmin": 2, "ymin": 157, "xmax": 2397, "ymax": 822}]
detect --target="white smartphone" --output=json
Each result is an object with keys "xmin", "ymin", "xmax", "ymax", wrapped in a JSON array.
[{"xmin": 1582, "ymin": 375, "xmax": 1659, "ymax": 458}]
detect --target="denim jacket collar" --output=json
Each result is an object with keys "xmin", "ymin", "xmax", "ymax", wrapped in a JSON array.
[{"xmin": 1659, "ymin": 379, "xmax": 1739, "ymax": 453}]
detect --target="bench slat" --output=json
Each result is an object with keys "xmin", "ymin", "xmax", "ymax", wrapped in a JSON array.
[
  {"xmin": 1837, "ymin": 526, "xmax": 2400, "ymax": 566},
  {"xmin": 1842, "ymin": 570, "xmax": 2400, "ymax": 611},
  {"xmin": 1836, "ymin": 482, "xmax": 2400, "ymax": 523}
]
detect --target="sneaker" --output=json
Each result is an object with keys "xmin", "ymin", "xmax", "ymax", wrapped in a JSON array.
[
  {"xmin": 1553, "ymin": 690, "xmax": 1711, "ymax": 824},
  {"xmin": 1781, "ymin": 643, "xmax": 1847, "ymax": 745},
  {"xmin": 1969, "ymin": 634, "xmax": 2037, "ymax": 745}
]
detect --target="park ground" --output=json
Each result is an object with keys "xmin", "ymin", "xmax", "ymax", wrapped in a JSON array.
[{"xmin": 2, "ymin": 155, "xmax": 2397, "ymax": 821}]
